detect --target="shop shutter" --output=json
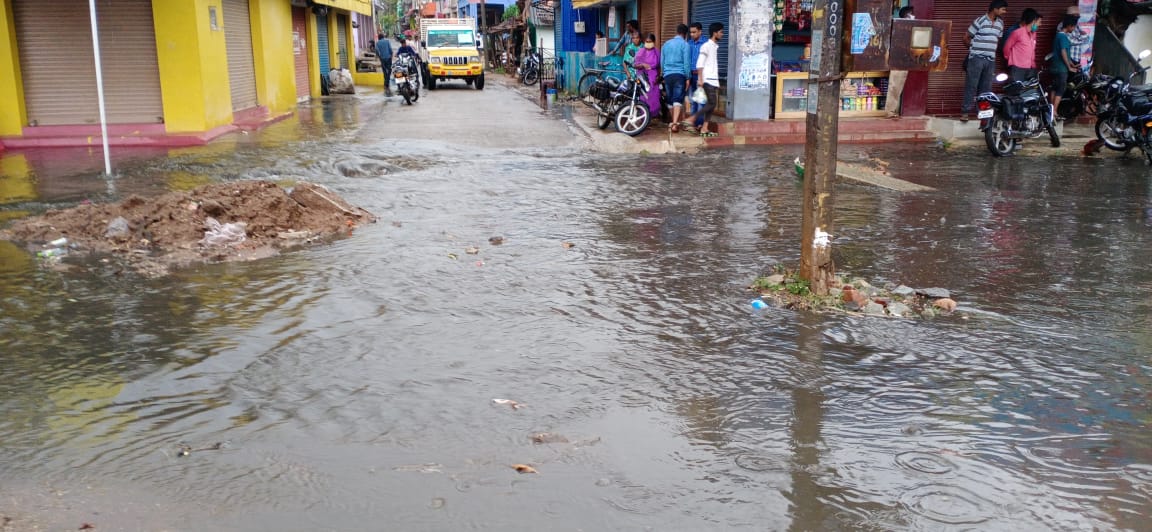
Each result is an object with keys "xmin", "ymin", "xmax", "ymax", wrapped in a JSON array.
[
  {"xmin": 661, "ymin": 0, "xmax": 687, "ymax": 45},
  {"xmin": 690, "ymin": 0, "xmax": 730, "ymax": 81},
  {"xmin": 292, "ymin": 6, "xmax": 311, "ymax": 101},
  {"xmin": 317, "ymin": 14, "xmax": 331, "ymax": 75},
  {"xmin": 639, "ymin": 0, "xmax": 658, "ymax": 42},
  {"xmin": 925, "ymin": 1, "xmax": 1069, "ymax": 116},
  {"xmin": 223, "ymin": 0, "xmax": 259, "ymax": 111},
  {"xmin": 13, "ymin": 0, "xmax": 163, "ymax": 126},
  {"xmin": 336, "ymin": 15, "xmax": 350, "ymax": 69}
]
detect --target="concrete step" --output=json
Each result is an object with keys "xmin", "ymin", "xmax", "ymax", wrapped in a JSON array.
[
  {"xmin": 703, "ymin": 130, "xmax": 938, "ymax": 148},
  {"xmin": 717, "ymin": 117, "xmax": 931, "ymax": 137}
]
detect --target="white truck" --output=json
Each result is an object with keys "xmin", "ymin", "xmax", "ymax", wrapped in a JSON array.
[{"xmin": 419, "ymin": 17, "xmax": 484, "ymax": 90}]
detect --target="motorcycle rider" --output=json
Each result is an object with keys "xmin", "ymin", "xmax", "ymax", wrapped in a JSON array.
[{"xmin": 396, "ymin": 37, "xmax": 422, "ymax": 88}]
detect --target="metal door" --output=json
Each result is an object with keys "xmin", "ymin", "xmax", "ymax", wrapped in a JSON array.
[
  {"xmin": 317, "ymin": 13, "xmax": 331, "ymax": 75},
  {"xmin": 292, "ymin": 6, "xmax": 311, "ymax": 101},
  {"xmin": 223, "ymin": 0, "xmax": 259, "ymax": 111},
  {"xmin": 13, "ymin": 0, "xmax": 163, "ymax": 126},
  {"xmin": 336, "ymin": 14, "xmax": 350, "ymax": 69},
  {"xmin": 689, "ymin": 0, "xmax": 730, "ymax": 82}
]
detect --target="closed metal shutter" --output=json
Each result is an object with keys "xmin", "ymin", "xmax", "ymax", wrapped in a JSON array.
[
  {"xmin": 925, "ymin": 1, "xmax": 1067, "ymax": 115},
  {"xmin": 13, "ymin": 0, "xmax": 163, "ymax": 126},
  {"xmin": 223, "ymin": 0, "xmax": 259, "ymax": 111},
  {"xmin": 292, "ymin": 6, "xmax": 310, "ymax": 101},
  {"xmin": 317, "ymin": 14, "xmax": 331, "ymax": 75},
  {"xmin": 639, "ymin": 0, "xmax": 657, "ymax": 42},
  {"xmin": 336, "ymin": 14, "xmax": 349, "ymax": 70},
  {"xmin": 661, "ymin": 0, "xmax": 687, "ymax": 45},
  {"xmin": 690, "ymin": 0, "xmax": 729, "ymax": 81}
]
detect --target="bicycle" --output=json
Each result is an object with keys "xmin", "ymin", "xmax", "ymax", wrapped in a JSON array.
[{"xmin": 574, "ymin": 58, "xmax": 627, "ymax": 103}]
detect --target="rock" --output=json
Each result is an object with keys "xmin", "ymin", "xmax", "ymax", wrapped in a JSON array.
[
  {"xmin": 852, "ymin": 278, "xmax": 872, "ymax": 290},
  {"xmin": 883, "ymin": 282, "xmax": 897, "ymax": 291},
  {"xmin": 200, "ymin": 199, "xmax": 225, "ymax": 217},
  {"xmin": 841, "ymin": 286, "xmax": 856, "ymax": 303},
  {"xmin": 886, "ymin": 302, "xmax": 913, "ymax": 317},
  {"xmin": 916, "ymin": 287, "xmax": 951, "ymax": 299},
  {"xmin": 892, "ymin": 285, "xmax": 915, "ymax": 297},
  {"xmin": 829, "ymin": 287, "xmax": 842, "ymax": 298},
  {"xmin": 488, "ymin": 236, "xmax": 505, "ymax": 245},
  {"xmin": 764, "ymin": 274, "xmax": 785, "ymax": 286},
  {"xmin": 862, "ymin": 302, "xmax": 886, "ymax": 315},
  {"xmin": 104, "ymin": 217, "xmax": 131, "ymax": 240},
  {"xmin": 933, "ymin": 298, "xmax": 958, "ymax": 312}
]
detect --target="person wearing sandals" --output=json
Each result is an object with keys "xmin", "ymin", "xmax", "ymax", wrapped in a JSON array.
[
  {"xmin": 685, "ymin": 22, "xmax": 723, "ymax": 137},
  {"xmin": 662, "ymin": 24, "xmax": 692, "ymax": 132},
  {"xmin": 633, "ymin": 33, "xmax": 662, "ymax": 125}
]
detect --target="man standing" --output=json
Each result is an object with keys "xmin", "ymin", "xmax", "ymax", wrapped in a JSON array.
[
  {"xmin": 1065, "ymin": 6, "xmax": 1089, "ymax": 73},
  {"xmin": 885, "ymin": 6, "xmax": 914, "ymax": 118},
  {"xmin": 686, "ymin": 22, "xmax": 723, "ymax": 137},
  {"xmin": 961, "ymin": 0, "xmax": 1008, "ymax": 122},
  {"xmin": 687, "ymin": 22, "xmax": 706, "ymax": 130},
  {"xmin": 662, "ymin": 24, "xmax": 692, "ymax": 132},
  {"xmin": 375, "ymin": 32, "xmax": 394, "ymax": 97},
  {"xmin": 610, "ymin": 20, "xmax": 640, "ymax": 56},
  {"xmin": 1050, "ymin": 14, "xmax": 1080, "ymax": 113},
  {"xmin": 1003, "ymin": 9, "xmax": 1041, "ymax": 82}
]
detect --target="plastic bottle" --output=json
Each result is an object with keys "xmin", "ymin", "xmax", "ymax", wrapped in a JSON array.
[
  {"xmin": 750, "ymin": 299, "xmax": 769, "ymax": 310},
  {"xmin": 49, "ymin": 237, "xmax": 68, "ymax": 247},
  {"xmin": 37, "ymin": 248, "xmax": 66, "ymax": 258}
]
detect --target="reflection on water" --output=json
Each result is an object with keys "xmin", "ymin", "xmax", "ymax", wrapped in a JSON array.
[{"xmin": 1, "ymin": 103, "xmax": 1151, "ymax": 529}]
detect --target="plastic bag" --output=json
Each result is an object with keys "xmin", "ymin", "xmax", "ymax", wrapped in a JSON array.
[
  {"xmin": 200, "ymin": 217, "xmax": 247, "ymax": 247},
  {"xmin": 690, "ymin": 87, "xmax": 708, "ymax": 105},
  {"xmin": 104, "ymin": 216, "xmax": 131, "ymax": 240},
  {"xmin": 327, "ymin": 68, "xmax": 356, "ymax": 94}
]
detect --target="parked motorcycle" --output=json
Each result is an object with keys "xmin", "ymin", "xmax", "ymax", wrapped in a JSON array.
[
  {"xmin": 519, "ymin": 50, "xmax": 541, "ymax": 86},
  {"xmin": 583, "ymin": 63, "xmax": 651, "ymax": 136},
  {"xmin": 977, "ymin": 73, "xmax": 1060, "ymax": 156},
  {"xmin": 1093, "ymin": 49, "xmax": 1152, "ymax": 157},
  {"xmin": 1056, "ymin": 71, "xmax": 1114, "ymax": 121},
  {"xmin": 393, "ymin": 53, "xmax": 420, "ymax": 105}
]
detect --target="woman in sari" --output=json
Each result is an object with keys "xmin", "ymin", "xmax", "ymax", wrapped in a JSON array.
[{"xmin": 632, "ymin": 33, "xmax": 662, "ymax": 118}]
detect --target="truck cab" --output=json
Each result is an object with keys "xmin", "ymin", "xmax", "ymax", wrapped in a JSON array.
[{"xmin": 420, "ymin": 18, "xmax": 484, "ymax": 90}]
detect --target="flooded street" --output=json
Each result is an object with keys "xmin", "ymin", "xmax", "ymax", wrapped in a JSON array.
[{"xmin": 2, "ymin": 82, "xmax": 1151, "ymax": 530}]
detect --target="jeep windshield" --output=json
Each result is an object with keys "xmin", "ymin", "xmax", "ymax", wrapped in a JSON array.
[{"xmin": 427, "ymin": 29, "xmax": 475, "ymax": 48}]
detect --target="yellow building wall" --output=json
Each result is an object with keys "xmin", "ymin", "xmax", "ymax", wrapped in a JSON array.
[
  {"xmin": 313, "ymin": 0, "xmax": 371, "ymax": 16},
  {"xmin": 0, "ymin": 0, "xmax": 27, "ymax": 136},
  {"xmin": 152, "ymin": 0, "xmax": 233, "ymax": 133},
  {"xmin": 249, "ymin": 0, "xmax": 296, "ymax": 114},
  {"xmin": 307, "ymin": 11, "xmax": 321, "ymax": 98}
]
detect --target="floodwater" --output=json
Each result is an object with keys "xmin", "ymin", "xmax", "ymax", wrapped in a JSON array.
[{"xmin": 2, "ymin": 95, "xmax": 1151, "ymax": 531}]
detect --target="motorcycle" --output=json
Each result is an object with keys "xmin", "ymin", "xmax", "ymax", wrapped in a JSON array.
[
  {"xmin": 584, "ymin": 64, "xmax": 652, "ymax": 136},
  {"xmin": 1093, "ymin": 49, "xmax": 1152, "ymax": 157},
  {"xmin": 393, "ymin": 53, "xmax": 420, "ymax": 105},
  {"xmin": 1055, "ymin": 71, "xmax": 1114, "ymax": 121},
  {"xmin": 977, "ymin": 73, "xmax": 1060, "ymax": 157},
  {"xmin": 519, "ymin": 50, "xmax": 541, "ymax": 86}
]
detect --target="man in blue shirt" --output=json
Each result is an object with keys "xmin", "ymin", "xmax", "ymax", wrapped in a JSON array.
[
  {"xmin": 661, "ymin": 24, "xmax": 692, "ymax": 131},
  {"xmin": 375, "ymin": 32, "xmax": 394, "ymax": 97},
  {"xmin": 609, "ymin": 19, "xmax": 640, "ymax": 56},
  {"xmin": 688, "ymin": 22, "xmax": 706, "ymax": 128}
]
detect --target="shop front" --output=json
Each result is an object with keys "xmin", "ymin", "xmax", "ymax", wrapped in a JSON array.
[{"xmin": 768, "ymin": 0, "xmax": 890, "ymax": 119}]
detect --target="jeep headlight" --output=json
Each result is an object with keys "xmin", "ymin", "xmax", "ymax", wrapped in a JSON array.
[
  {"xmin": 469, "ymin": 56, "xmax": 480, "ymax": 64},
  {"xmin": 429, "ymin": 57, "xmax": 441, "ymax": 64}
]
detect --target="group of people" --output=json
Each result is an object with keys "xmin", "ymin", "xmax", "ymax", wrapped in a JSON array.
[
  {"xmin": 602, "ymin": 20, "xmax": 726, "ymax": 137},
  {"xmin": 961, "ymin": 1, "xmax": 1089, "ymax": 122}
]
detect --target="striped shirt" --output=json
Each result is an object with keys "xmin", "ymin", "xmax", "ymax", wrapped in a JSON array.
[{"xmin": 967, "ymin": 15, "xmax": 1003, "ymax": 59}]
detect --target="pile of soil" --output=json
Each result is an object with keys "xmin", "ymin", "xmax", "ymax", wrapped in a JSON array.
[{"xmin": 0, "ymin": 180, "xmax": 376, "ymax": 276}]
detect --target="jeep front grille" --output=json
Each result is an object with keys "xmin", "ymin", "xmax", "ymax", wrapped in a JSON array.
[{"xmin": 442, "ymin": 56, "xmax": 469, "ymax": 66}]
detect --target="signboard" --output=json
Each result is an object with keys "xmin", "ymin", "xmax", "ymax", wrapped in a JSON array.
[{"xmin": 888, "ymin": 19, "xmax": 950, "ymax": 71}]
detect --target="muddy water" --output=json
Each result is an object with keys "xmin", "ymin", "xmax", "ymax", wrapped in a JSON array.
[{"xmin": 1, "ymin": 99, "xmax": 1151, "ymax": 530}]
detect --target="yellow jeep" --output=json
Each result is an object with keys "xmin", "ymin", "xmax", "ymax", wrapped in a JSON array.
[{"xmin": 420, "ymin": 19, "xmax": 484, "ymax": 90}]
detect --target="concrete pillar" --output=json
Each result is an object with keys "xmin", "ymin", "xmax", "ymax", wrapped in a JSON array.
[
  {"xmin": 727, "ymin": 0, "xmax": 773, "ymax": 120},
  {"xmin": 0, "ymin": 0, "xmax": 27, "ymax": 137},
  {"xmin": 152, "ymin": 0, "xmax": 233, "ymax": 132},
  {"xmin": 249, "ymin": 0, "xmax": 297, "ymax": 114}
]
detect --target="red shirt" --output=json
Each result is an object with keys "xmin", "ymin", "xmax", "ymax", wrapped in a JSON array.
[{"xmin": 1004, "ymin": 27, "xmax": 1037, "ymax": 69}]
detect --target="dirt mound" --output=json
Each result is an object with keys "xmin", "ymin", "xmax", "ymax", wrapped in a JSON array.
[{"xmin": 0, "ymin": 181, "xmax": 375, "ymax": 276}]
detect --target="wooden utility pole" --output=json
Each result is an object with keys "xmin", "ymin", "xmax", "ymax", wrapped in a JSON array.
[{"xmin": 799, "ymin": 0, "xmax": 844, "ymax": 296}]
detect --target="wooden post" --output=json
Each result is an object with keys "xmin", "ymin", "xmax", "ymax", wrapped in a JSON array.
[{"xmin": 799, "ymin": 0, "xmax": 844, "ymax": 296}]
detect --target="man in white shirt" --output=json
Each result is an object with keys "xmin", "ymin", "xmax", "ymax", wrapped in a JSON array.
[{"xmin": 685, "ymin": 22, "xmax": 723, "ymax": 136}]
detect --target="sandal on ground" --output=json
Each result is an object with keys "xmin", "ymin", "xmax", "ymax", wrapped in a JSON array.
[
  {"xmin": 699, "ymin": 131, "xmax": 718, "ymax": 138},
  {"xmin": 670, "ymin": 123, "xmax": 681, "ymax": 133}
]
